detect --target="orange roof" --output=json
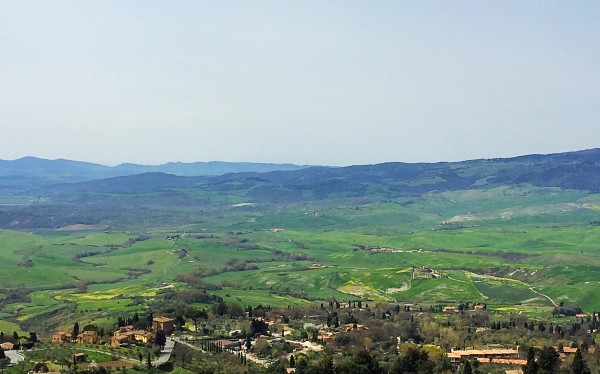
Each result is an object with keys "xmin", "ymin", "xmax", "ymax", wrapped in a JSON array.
[
  {"xmin": 153, "ymin": 316, "xmax": 174, "ymax": 323},
  {"xmin": 476, "ymin": 358, "xmax": 527, "ymax": 365},
  {"xmin": 451, "ymin": 349, "xmax": 519, "ymax": 356},
  {"xmin": 113, "ymin": 334, "xmax": 130, "ymax": 341}
]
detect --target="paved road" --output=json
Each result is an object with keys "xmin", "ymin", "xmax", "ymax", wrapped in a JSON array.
[
  {"xmin": 5, "ymin": 350, "xmax": 25, "ymax": 365},
  {"xmin": 153, "ymin": 338, "xmax": 175, "ymax": 366}
]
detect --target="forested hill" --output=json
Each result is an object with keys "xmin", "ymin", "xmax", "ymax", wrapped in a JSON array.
[
  {"xmin": 2, "ymin": 148, "xmax": 600, "ymax": 229},
  {"xmin": 196, "ymin": 148, "xmax": 600, "ymax": 201},
  {"xmin": 47, "ymin": 148, "xmax": 600, "ymax": 200}
]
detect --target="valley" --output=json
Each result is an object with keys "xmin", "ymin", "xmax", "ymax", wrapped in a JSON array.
[{"xmin": 1, "ymin": 150, "xmax": 600, "ymax": 373}]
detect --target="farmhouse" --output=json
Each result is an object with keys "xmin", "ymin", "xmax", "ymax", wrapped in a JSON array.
[
  {"xmin": 77, "ymin": 330, "xmax": 98, "ymax": 344},
  {"xmin": 474, "ymin": 304, "xmax": 486, "ymax": 311},
  {"xmin": 317, "ymin": 330, "xmax": 334, "ymax": 342},
  {"xmin": 344, "ymin": 323, "xmax": 367, "ymax": 332},
  {"xmin": 0, "ymin": 342, "xmax": 14, "ymax": 350},
  {"xmin": 110, "ymin": 326, "xmax": 155, "ymax": 347},
  {"xmin": 153, "ymin": 316, "xmax": 175, "ymax": 335},
  {"xmin": 51, "ymin": 331, "xmax": 72, "ymax": 343},
  {"xmin": 111, "ymin": 332, "xmax": 132, "ymax": 347},
  {"xmin": 134, "ymin": 330, "xmax": 155, "ymax": 344}
]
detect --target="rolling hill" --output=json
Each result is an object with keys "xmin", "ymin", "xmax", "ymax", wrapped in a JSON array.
[{"xmin": 51, "ymin": 148, "xmax": 600, "ymax": 200}]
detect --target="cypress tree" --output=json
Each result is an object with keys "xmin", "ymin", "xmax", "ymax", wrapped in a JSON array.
[
  {"xmin": 571, "ymin": 348, "xmax": 590, "ymax": 374},
  {"xmin": 538, "ymin": 346, "xmax": 560, "ymax": 374},
  {"xmin": 523, "ymin": 347, "xmax": 538, "ymax": 374},
  {"xmin": 462, "ymin": 359, "xmax": 473, "ymax": 374}
]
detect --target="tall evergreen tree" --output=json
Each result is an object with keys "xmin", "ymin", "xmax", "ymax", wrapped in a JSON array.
[
  {"xmin": 72, "ymin": 322, "xmax": 79, "ymax": 338},
  {"xmin": 462, "ymin": 360, "xmax": 473, "ymax": 374},
  {"xmin": 294, "ymin": 357, "xmax": 308, "ymax": 374},
  {"xmin": 523, "ymin": 347, "xmax": 539, "ymax": 374},
  {"xmin": 538, "ymin": 346, "xmax": 560, "ymax": 374},
  {"xmin": 155, "ymin": 330, "xmax": 167, "ymax": 350},
  {"xmin": 390, "ymin": 346, "xmax": 434, "ymax": 374},
  {"xmin": 315, "ymin": 354, "xmax": 334, "ymax": 374},
  {"xmin": 571, "ymin": 348, "xmax": 590, "ymax": 374}
]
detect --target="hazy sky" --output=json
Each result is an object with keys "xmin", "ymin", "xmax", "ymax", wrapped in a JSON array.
[{"xmin": 1, "ymin": 1, "xmax": 599, "ymax": 166}]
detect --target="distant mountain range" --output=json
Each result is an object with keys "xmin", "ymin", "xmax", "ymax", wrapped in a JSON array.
[
  {"xmin": 2, "ymin": 149, "xmax": 600, "ymax": 229},
  {"xmin": 0, "ymin": 157, "xmax": 311, "ymax": 182},
  {"xmin": 7, "ymin": 148, "xmax": 597, "ymax": 198}
]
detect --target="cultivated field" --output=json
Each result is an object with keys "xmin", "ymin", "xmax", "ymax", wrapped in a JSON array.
[{"xmin": 1, "ymin": 184, "xmax": 599, "ymax": 335}]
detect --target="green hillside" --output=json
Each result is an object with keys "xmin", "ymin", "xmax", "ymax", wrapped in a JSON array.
[{"xmin": 1, "ymin": 149, "xmax": 600, "ymax": 335}]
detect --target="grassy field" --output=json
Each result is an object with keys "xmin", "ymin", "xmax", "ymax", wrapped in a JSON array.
[{"xmin": 0, "ymin": 184, "xmax": 599, "ymax": 334}]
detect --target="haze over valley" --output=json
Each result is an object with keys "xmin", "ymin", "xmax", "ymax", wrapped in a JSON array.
[{"xmin": 2, "ymin": 1, "xmax": 600, "ymax": 373}]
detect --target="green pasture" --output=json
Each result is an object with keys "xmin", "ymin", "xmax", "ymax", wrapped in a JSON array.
[
  {"xmin": 25, "ymin": 345, "xmax": 115, "ymax": 363},
  {"xmin": 396, "ymin": 278, "xmax": 483, "ymax": 303},
  {"xmin": 213, "ymin": 288, "xmax": 314, "ymax": 307},
  {"xmin": 536, "ymin": 282, "xmax": 600, "ymax": 312},
  {"xmin": 474, "ymin": 281, "xmax": 546, "ymax": 305},
  {"xmin": 1, "ymin": 184, "xmax": 600, "ymax": 334},
  {"xmin": 489, "ymin": 304, "xmax": 555, "ymax": 319},
  {"xmin": 0, "ymin": 320, "xmax": 25, "ymax": 335}
]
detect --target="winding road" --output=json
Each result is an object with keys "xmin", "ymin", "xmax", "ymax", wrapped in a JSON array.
[
  {"xmin": 528, "ymin": 287, "xmax": 558, "ymax": 307},
  {"xmin": 5, "ymin": 350, "xmax": 25, "ymax": 365},
  {"xmin": 152, "ymin": 338, "xmax": 175, "ymax": 366}
]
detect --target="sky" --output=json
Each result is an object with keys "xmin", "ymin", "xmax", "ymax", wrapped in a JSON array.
[{"xmin": 1, "ymin": 1, "xmax": 599, "ymax": 166}]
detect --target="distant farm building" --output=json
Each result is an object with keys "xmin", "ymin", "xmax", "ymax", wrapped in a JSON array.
[
  {"xmin": 413, "ymin": 266, "xmax": 443, "ymax": 279},
  {"xmin": 447, "ymin": 348, "xmax": 519, "ymax": 364}
]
